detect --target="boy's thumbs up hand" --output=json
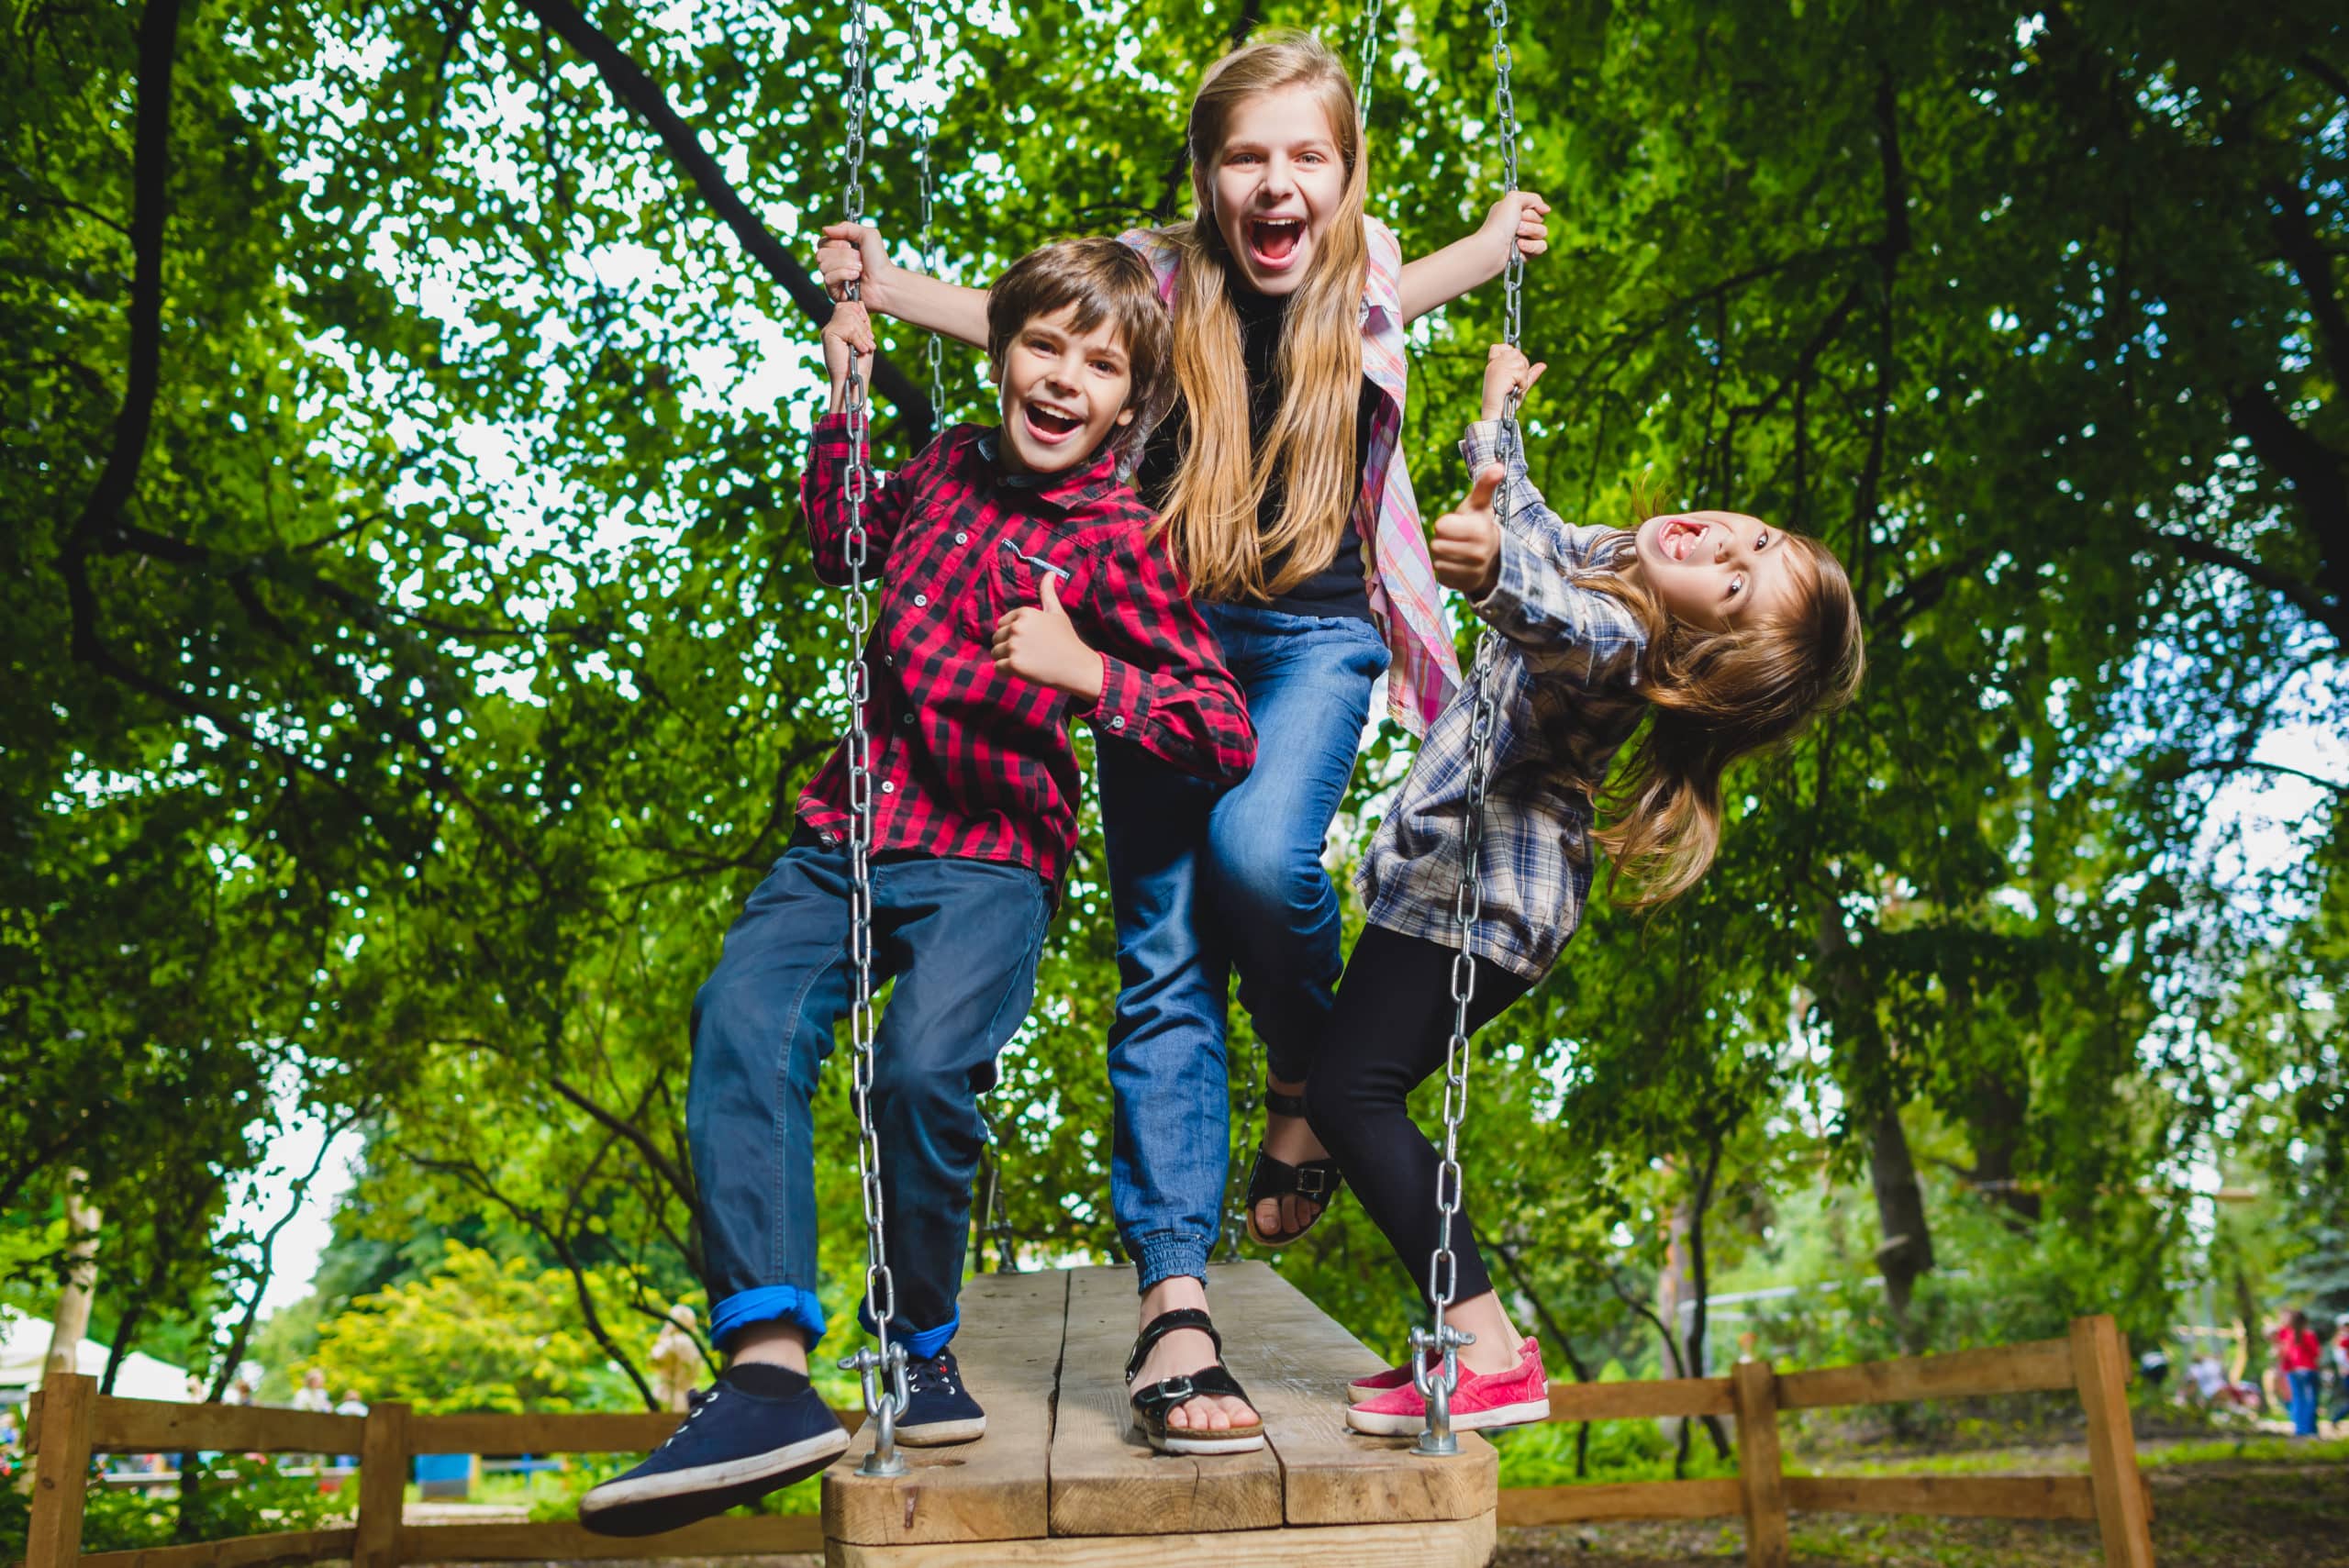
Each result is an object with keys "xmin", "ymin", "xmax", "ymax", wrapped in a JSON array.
[
  {"xmin": 993, "ymin": 570, "xmax": 1106, "ymax": 703},
  {"xmin": 1431, "ymin": 463, "xmax": 1506, "ymax": 598}
]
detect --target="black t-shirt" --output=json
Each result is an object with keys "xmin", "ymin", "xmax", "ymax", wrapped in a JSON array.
[{"xmin": 1134, "ymin": 284, "xmax": 1376, "ymax": 621}]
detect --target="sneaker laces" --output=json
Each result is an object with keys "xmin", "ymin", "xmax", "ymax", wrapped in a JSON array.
[
  {"xmin": 654, "ymin": 1385, "xmax": 718, "ymax": 1450},
  {"xmin": 906, "ymin": 1354, "xmax": 958, "ymax": 1396}
]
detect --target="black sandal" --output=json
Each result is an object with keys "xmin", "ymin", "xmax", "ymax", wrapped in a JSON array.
[
  {"xmin": 1125, "ymin": 1308, "xmax": 1266, "ymax": 1455},
  {"xmin": 1244, "ymin": 1084, "xmax": 1343, "ymax": 1247}
]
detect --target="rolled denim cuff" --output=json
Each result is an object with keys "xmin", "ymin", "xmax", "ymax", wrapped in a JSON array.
[
  {"xmin": 859, "ymin": 1302, "xmax": 960, "ymax": 1361},
  {"xmin": 1129, "ymin": 1232, "xmax": 1212, "ymax": 1294},
  {"xmin": 711, "ymin": 1284, "xmax": 827, "ymax": 1351}
]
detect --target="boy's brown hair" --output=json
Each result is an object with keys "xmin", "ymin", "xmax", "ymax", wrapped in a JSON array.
[{"xmin": 985, "ymin": 238, "xmax": 1173, "ymax": 466}]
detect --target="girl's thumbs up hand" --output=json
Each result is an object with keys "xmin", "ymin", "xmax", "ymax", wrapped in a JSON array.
[
  {"xmin": 993, "ymin": 571, "xmax": 1105, "ymax": 702},
  {"xmin": 1431, "ymin": 464, "xmax": 1506, "ymax": 598}
]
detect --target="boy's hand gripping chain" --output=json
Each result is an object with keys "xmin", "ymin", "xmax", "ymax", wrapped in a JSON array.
[
  {"xmin": 1413, "ymin": 0, "xmax": 1527, "ymax": 1461},
  {"xmin": 833, "ymin": 0, "xmax": 910, "ymax": 1481}
]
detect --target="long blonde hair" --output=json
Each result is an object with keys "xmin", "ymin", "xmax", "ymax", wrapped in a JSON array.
[
  {"xmin": 1156, "ymin": 32, "xmax": 1369, "ymax": 600},
  {"xmin": 1591, "ymin": 533, "xmax": 1866, "ymax": 908}
]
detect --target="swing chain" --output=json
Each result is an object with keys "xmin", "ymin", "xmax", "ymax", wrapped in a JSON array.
[
  {"xmin": 1414, "ymin": 0, "xmax": 1527, "ymax": 1462},
  {"xmin": 910, "ymin": 0, "xmax": 946, "ymax": 420},
  {"xmin": 1409, "ymin": 621, "xmax": 1500, "ymax": 1458},
  {"xmin": 835, "ymin": 0, "xmax": 908, "ymax": 1482},
  {"xmin": 1355, "ymin": 0, "xmax": 1386, "ymax": 119},
  {"xmin": 1489, "ymin": 0, "xmax": 1525, "ymax": 354}
]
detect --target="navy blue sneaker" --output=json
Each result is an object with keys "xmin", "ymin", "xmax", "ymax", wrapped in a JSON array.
[
  {"xmin": 578, "ymin": 1374, "xmax": 849, "ymax": 1537},
  {"xmin": 896, "ymin": 1348, "xmax": 986, "ymax": 1446}
]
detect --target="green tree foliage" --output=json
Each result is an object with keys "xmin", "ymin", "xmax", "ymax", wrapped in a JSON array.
[
  {"xmin": 308, "ymin": 1240, "xmax": 633, "ymax": 1413},
  {"xmin": 6, "ymin": 0, "xmax": 2342, "ymax": 1399}
]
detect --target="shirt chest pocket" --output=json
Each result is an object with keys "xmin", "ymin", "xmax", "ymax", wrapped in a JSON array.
[{"xmin": 974, "ymin": 527, "xmax": 1097, "ymax": 631}]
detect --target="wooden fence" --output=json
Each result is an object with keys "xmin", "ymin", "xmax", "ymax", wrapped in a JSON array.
[{"xmin": 17, "ymin": 1314, "xmax": 2154, "ymax": 1568}]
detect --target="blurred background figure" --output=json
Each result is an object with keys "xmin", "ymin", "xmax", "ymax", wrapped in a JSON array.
[
  {"xmin": 2269, "ymin": 1307, "xmax": 2321, "ymax": 1437},
  {"xmin": 646, "ymin": 1305, "xmax": 702, "ymax": 1413}
]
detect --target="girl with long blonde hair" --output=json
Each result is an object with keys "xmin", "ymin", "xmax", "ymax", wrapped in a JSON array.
[
  {"xmin": 818, "ymin": 31, "xmax": 1548, "ymax": 1454},
  {"xmin": 1318, "ymin": 345, "xmax": 1865, "ymax": 1434}
]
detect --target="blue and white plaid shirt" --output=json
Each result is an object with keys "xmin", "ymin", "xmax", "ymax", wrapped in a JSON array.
[{"xmin": 1358, "ymin": 418, "xmax": 1649, "ymax": 980}]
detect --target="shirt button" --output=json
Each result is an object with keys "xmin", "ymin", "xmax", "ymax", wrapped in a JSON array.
[
  {"xmin": 899, "ymin": 712, "xmax": 913, "ymax": 726},
  {"xmin": 912, "ymin": 593, "xmax": 929, "ymax": 607},
  {"xmin": 1110, "ymin": 716, "xmax": 1127, "ymax": 730},
  {"xmin": 880, "ymin": 781, "xmax": 896, "ymax": 795},
  {"xmin": 954, "ymin": 531, "xmax": 969, "ymax": 545}
]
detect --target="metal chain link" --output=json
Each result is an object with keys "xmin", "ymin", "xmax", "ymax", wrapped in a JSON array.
[
  {"xmin": 1411, "ymin": 0, "xmax": 1526, "ymax": 1464},
  {"xmin": 910, "ymin": 0, "xmax": 946, "ymax": 421},
  {"xmin": 1354, "ymin": 0, "xmax": 1386, "ymax": 120},
  {"xmin": 833, "ymin": 0, "xmax": 909, "ymax": 1482}
]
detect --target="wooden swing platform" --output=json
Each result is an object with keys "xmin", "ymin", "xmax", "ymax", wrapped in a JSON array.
[{"xmin": 818, "ymin": 1262, "xmax": 1497, "ymax": 1567}]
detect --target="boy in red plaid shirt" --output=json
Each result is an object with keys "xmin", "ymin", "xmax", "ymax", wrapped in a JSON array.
[{"xmin": 582, "ymin": 239, "xmax": 1252, "ymax": 1536}]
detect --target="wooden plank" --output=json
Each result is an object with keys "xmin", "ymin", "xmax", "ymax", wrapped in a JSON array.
[
  {"xmin": 1776, "ymin": 1337, "xmax": 2074, "ymax": 1409},
  {"xmin": 828, "ymin": 1511, "xmax": 1495, "ymax": 1568},
  {"xmin": 1785, "ymin": 1473, "xmax": 2099, "ymax": 1519},
  {"xmin": 1731, "ymin": 1362, "xmax": 1788, "ymax": 1568},
  {"xmin": 352, "ymin": 1400, "xmax": 407, "ymax": 1568},
  {"xmin": 1204, "ymin": 1260, "xmax": 1493, "ymax": 1526},
  {"xmin": 1544, "ymin": 1376, "xmax": 1737, "ymax": 1421},
  {"xmin": 822, "ymin": 1269, "xmax": 1066, "ymax": 1547},
  {"xmin": 79, "ymin": 1529, "xmax": 360, "ymax": 1568},
  {"xmin": 2072, "ymin": 1316, "xmax": 2156, "ymax": 1568},
  {"xmin": 1496, "ymin": 1478, "xmax": 1743, "ymax": 1525},
  {"xmin": 398, "ymin": 1517, "xmax": 825, "ymax": 1560},
  {"xmin": 88, "ymin": 1398, "xmax": 364, "ymax": 1457},
  {"xmin": 1045, "ymin": 1265, "xmax": 1282, "ymax": 1537},
  {"xmin": 28, "ymin": 1373, "xmax": 97, "ymax": 1568},
  {"xmin": 407, "ymin": 1407, "xmax": 865, "ymax": 1453}
]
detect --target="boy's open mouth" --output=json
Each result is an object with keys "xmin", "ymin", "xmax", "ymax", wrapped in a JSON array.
[
  {"xmin": 1023, "ymin": 402, "xmax": 1084, "ymax": 442},
  {"xmin": 1659, "ymin": 517, "xmax": 1708, "ymax": 561},
  {"xmin": 1248, "ymin": 216, "xmax": 1307, "ymax": 268}
]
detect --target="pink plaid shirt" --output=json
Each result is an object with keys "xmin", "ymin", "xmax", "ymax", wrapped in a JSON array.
[{"xmin": 1119, "ymin": 218, "xmax": 1461, "ymax": 734}]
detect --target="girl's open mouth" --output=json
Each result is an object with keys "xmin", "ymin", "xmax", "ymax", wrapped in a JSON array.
[
  {"xmin": 1024, "ymin": 403, "xmax": 1083, "ymax": 442},
  {"xmin": 1659, "ymin": 517, "xmax": 1708, "ymax": 561},
  {"xmin": 1248, "ymin": 216, "xmax": 1307, "ymax": 269}
]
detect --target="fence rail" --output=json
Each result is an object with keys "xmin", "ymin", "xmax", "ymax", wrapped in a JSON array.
[{"xmin": 18, "ymin": 1314, "xmax": 2155, "ymax": 1568}]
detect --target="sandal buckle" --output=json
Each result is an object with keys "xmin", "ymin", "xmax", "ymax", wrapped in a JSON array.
[{"xmin": 1158, "ymin": 1374, "xmax": 1196, "ymax": 1402}]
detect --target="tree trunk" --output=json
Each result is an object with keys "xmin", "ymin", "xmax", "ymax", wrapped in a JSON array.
[
  {"xmin": 1966, "ymin": 1076, "xmax": 2042, "ymax": 1227},
  {"xmin": 1868, "ymin": 1106, "xmax": 1934, "ymax": 1351},
  {"xmin": 44, "ymin": 1175, "xmax": 101, "ymax": 1375}
]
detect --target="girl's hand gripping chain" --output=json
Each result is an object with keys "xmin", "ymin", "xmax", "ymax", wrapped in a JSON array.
[
  {"xmin": 1430, "ymin": 466, "xmax": 1507, "ymax": 600},
  {"xmin": 1480, "ymin": 342, "xmax": 1546, "ymax": 422},
  {"xmin": 822, "ymin": 299, "xmax": 878, "ymax": 411},
  {"xmin": 1477, "ymin": 192, "xmax": 1553, "ymax": 267},
  {"xmin": 992, "ymin": 571, "xmax": 1107, "ymax": 703}
]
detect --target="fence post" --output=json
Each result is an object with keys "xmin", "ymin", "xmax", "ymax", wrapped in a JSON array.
[
  {"xmin": 353, "ymin": 1400, "xmax": 411, "ymax": 1568},
  {"xmin": 2071, "ymin": 1315, "xmax": 2154, "ymax": 1568},
  {"xmin": 1731, "ymin": 1359, "xmax": 1789, "ymax": 1568},
  {"xmin": 26, "ymin": 1372, "xmax": 97, "ymax": 1568}
]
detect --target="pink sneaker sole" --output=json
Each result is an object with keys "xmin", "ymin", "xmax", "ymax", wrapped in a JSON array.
[{"xmin": 1345, "ymin": 1393, "xmax": 1552, "ymax": 1436}]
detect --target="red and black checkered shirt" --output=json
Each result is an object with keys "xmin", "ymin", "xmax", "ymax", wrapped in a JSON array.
[{"xmin": 796, "ymin": 414, "xmax": 1254, "ymax": 890}]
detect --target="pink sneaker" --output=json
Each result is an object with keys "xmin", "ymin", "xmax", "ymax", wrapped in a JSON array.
[
  {"xmin": 1346, "ymin": 1336, "xmax": 1536, "ymax": 1405},
  {"xmin": 1346, "ymin": 1337, "xmax": 1550, "ymax": 1436}
]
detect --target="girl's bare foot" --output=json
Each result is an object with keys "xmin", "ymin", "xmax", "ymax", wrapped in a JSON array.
[{"xmin": 1131, "ymin": 1275, "xmax": 1259, "ymax": 1434}]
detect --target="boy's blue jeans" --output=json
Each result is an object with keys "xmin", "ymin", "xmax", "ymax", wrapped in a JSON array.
[
  {"xmin": 689, "ymin": 832, "xmax": 1049, "ymax": 1357},
  {"xmin": 1097, "ymin": 604, "xmax": 1388, "ymax": 1292}
]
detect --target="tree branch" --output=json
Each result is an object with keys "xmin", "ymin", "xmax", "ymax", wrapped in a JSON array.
[
  {"xmin": 2157, "ymin": 517, "xmax": 2345, "ymax": 641},
  {"xmin": 515, "ymin": 0, "xmax": 933, "ymax": 442}
]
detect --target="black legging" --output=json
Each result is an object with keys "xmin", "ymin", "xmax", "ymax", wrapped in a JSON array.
[{"xmin": 1305, "ymin": 924, "xmax": 1532, "ymax": 1311}]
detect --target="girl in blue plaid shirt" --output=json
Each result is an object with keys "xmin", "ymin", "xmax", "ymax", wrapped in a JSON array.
[{"xmin": 1310, "ymin": 344, "xmax": 1866, "ymax": 1435}]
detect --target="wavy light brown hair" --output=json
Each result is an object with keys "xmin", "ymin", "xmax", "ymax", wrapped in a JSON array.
[
  {"xmin": 985, "ymin": 238, "xmax": 1174, "ymax": 469},
  {"xmin": 1589, "ymin": 530, "xmax": 1866, "ymax": 908},
  {"xmin": 1154, "ymin": 31, "xmax": 1369, "ymax": 600}
]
